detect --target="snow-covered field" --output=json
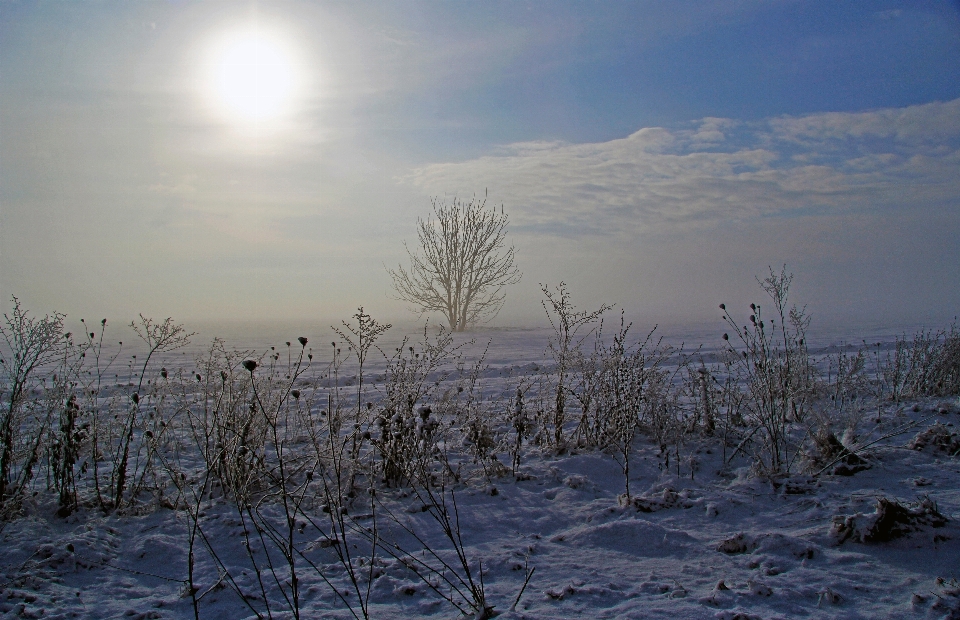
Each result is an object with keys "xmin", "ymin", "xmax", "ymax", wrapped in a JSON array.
[{"xmin": 2, "ymin": 322, "xmax": 959, "ymax": 620}]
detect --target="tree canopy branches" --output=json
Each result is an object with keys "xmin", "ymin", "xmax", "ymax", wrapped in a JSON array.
[{"xmin": 389, "ymin": 195, "xmax": 521, "ymax": 332}]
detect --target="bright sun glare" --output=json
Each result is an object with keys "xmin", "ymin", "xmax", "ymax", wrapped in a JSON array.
[{"xmin": 206, "ymin": 28, "xmax": 299, "ymax": 122}]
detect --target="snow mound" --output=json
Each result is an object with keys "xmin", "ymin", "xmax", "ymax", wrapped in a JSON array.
[
  {"xmin": 556, "ymin": 518, "xmax": 696, "ymax": 557},
  {"xmin": 625, "ymin": 486, "xmax": 699, "ymax": 512},
  {"xmin": 714, "ymin": 610, "xmax": 763, "ymax": 620},
  {"xmin": 716, "ymin": 531, "xmax": 817, "ymax": 560}
]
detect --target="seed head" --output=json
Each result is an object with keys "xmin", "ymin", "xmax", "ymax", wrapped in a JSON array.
[
  {"xmin": 722, "ymin": 333, "xmax": 729, "ymax": 341},
  {"xmin": 131, "ymin": 393, "xmax": 140, "ymax": 404},
  {"xmin": 242, "ymin": 360, "xmax": 258, "ymax": 373},
  {"xmin": 719, "ymin": 303, "xmax": 725, "ymax": 310},
  {"xmin": 298, "ymin": 337, "xmax": 308, "ymax": 347}
]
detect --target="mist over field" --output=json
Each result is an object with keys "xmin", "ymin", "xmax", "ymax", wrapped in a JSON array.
[{"xmin": 2, "ymin": 1, "xmax": 959, "ymax": 331}]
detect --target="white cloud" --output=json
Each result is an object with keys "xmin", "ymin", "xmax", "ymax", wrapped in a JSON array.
[
  {"xmin": 405, "ymin": 99, "xmax": 960, "ymax": 237},
  {"xmin": 768, "ymin": 99, "xmax": 960, "ymax": 144}
]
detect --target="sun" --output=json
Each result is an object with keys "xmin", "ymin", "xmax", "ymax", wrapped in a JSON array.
[{"xmin": 205, "ymin": 27, "xmax": 300, "ymax": 123}]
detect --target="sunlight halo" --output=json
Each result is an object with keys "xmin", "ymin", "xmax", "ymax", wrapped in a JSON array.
[{"xmin": 203, "ymin": 27, "xmax": 302, "ymax": 123}]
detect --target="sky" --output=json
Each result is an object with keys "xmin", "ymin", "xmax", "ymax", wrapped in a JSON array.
[{"xmin": 2, "ymin": 0, "xmax": 960, "ymax": 334}]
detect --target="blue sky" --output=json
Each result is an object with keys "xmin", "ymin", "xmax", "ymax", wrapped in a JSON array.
[{"xmin": 2, "ymin": 1, "xmax": 959, "ymax": 329}]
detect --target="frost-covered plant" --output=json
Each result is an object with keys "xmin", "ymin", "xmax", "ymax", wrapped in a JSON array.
[
  {"xmin": 134, "ymin": 335, "xmax": 335, "ymax": 619},
  {"xmin": 373, "ymin": 399, "xmax": 441, "ymax": 488},
  {"xmin": 719, "ymin": 266, "xmax": 815, "ymax": 476},
  {"xmin": 373, "ymin": 324, "xmax": 464, "ymax": 487},
  {"xmin": 447, "ymin": 343, "xmax": 508, "ymax": 481},
  {"xmin": 866, "ymin": 324, "xmax": 960, "ymax": 414},
  {"xmin": 812, "ymin": 345, "xmax": 870, "ymax": 450},
  {"xmin": 710, "ymin": 349, "xmax": 748, "ymax": 465},
  {"xmin": 373, "ymin": 469, "xmax": 500, "ymax": 619},
  {"xmin": 0, "ymin": 297, "xmax": 66, "ymax": 514},
  {"xmin": 44, "ymin": 330, "xmax": 95, "ymax": 516},
  {"xmin": 509, "ymin": 386, "xmax": 529, "ymax": 476},
  {"xmin": 684, "ymin": 364, "xmax": 716, "ymax": 437},
  {"xmin": 568, "ymin": 314, "xmax": 676, "ymax": 498},
  {"xmin": 113, "ymin": 315, "xmax": 193, "ymax": 509},
  {"xmin": 889, "ymin": 324, "xmax": 960, "ymax": 398},
  {"xmin": 72, "ymin": 319, "xmax": 123, "ymax": 510},
  {"xmin": 540, "ymin": 283, "xmax": 611, "ymax": 449},
  {"xmin": 247, "ymin": 340, "xmax": 316, "ymax": 620},
  {"xmin": 333, "ymin": 307, "xmax": 391, "ymax": 426}
]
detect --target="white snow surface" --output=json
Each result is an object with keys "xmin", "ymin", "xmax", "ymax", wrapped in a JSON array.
[{"xmin": 2, "ymin": 326, "xmax": 959, "ymax": 619}]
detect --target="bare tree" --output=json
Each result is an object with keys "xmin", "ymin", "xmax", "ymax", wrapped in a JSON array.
[{"xmin": 388, "ymin": 194, "xmax": 521, "ymax": 331}]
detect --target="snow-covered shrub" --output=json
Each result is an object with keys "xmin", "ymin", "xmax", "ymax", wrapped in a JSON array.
[
  {"xmin": 805, "ymin": 429, "xmax": 870, "ymax": 476},
  {"xmin": 930, "ymin": 578, "xmax": 960, "ymax": 618},
  {"xmin": 830, "ymin": 496, "xmax": 947, "ymax": 544},
  {"xmin": 373, "ymin": 399, "xmax": 441, "ymax": 487},
  {"xmin": 907, "ymin": 422, "xmax": 960, "ymax": 456}
]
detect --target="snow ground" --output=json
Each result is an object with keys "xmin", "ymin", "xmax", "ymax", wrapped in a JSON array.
[{"xmin": 2, "ymin": 327, "xmax": 959, "ymax": 619}]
